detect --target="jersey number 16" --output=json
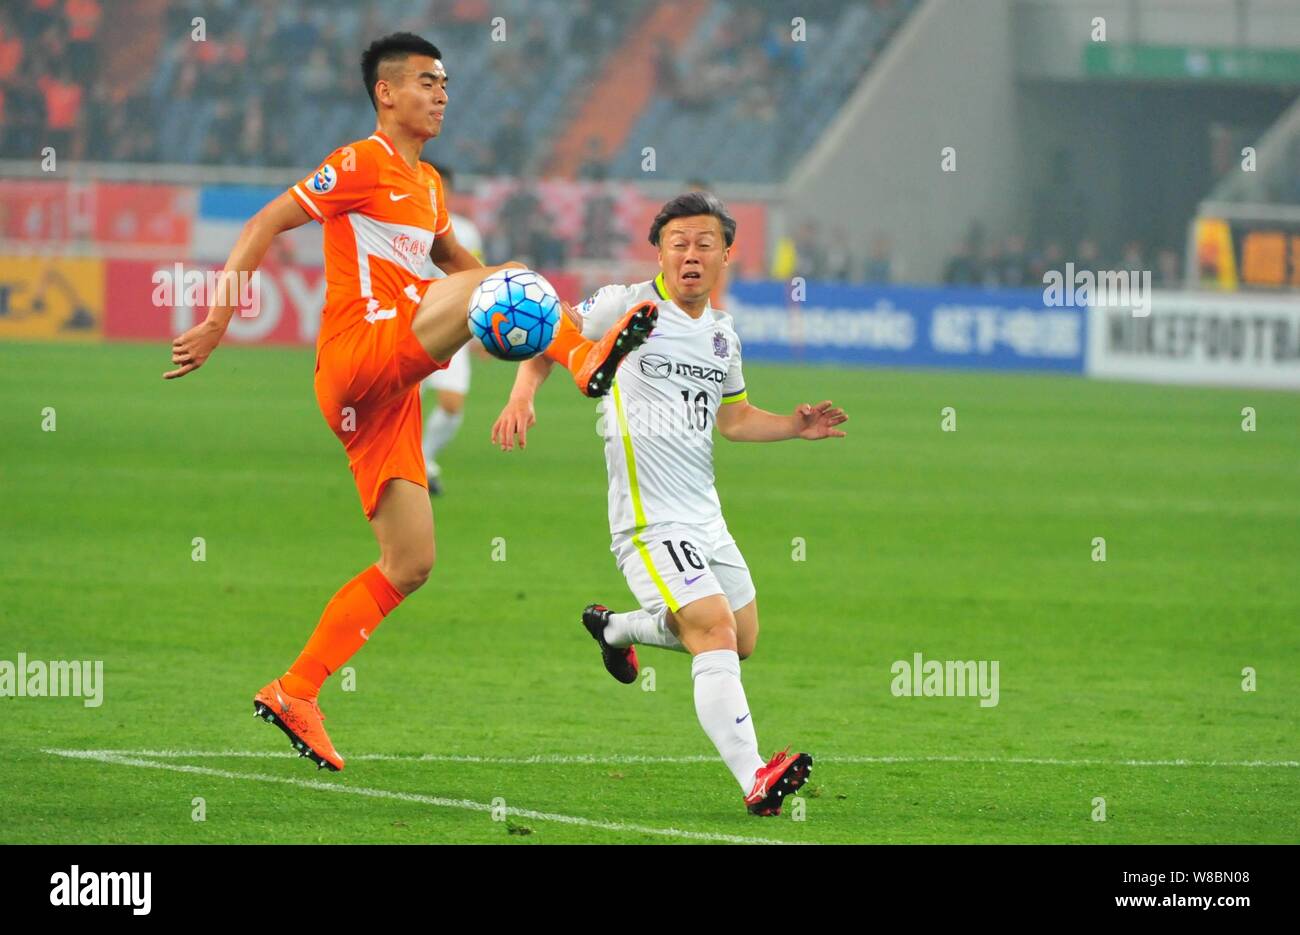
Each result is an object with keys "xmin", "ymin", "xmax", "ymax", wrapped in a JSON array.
[
  {"xmin": 662, "ymin": 539, "xmax": 705, "ymax": 572},
  {"xmin": 681, "ymin": 390, "xmax": 709, "ymax": 431}
]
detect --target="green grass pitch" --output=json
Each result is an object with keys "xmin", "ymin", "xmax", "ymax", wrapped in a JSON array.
[{"xmin": 2, "ymin": 340, "xmax": 1297, "ymax": 843}]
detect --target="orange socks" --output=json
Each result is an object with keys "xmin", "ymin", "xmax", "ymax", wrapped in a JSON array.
[
  {"xmin": 544, "ymin": 308, "xmax": 594, "ymax": 375},
  {"xmin": 281, "ymin": 564, "xmax": 405, "ymax": 699}
]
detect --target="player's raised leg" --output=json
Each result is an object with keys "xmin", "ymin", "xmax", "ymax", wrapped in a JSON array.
[
  {"xmin": 672, "ymin": 594, "xmax": 811, "ymax": 816},
  {"xmin": 593, "ymin": 603, "xmax": 685, "ymax": 663},
  {"xmin": 582, "ymin": 603, "xmax": 641, "ymax": 684},
  {"xmin": 411, "ymin": 262, "xmax": 526, "ymax": 364},
  {"xmin": 587, "ymin": 597, "xmax": 757, "ymax": 682},
  {"xmin": 410, "ymin": 264, "xmax": 654, "ymax": 398},
  {"xmin": 545, "ymin": 300, "xmax": 658, "ymax": 397}
]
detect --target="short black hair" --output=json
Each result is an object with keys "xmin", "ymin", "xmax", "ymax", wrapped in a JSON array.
[
  {"xmin": 648, "ymin": 191, "xmax": 736, "ymax": 248},
  {"xmin": 361, "ymin": 32, "xmax": 442, "ymax": 111}
]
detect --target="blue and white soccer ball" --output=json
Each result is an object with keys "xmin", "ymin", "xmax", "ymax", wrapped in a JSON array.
[{"xmin": 467, "ymin": 268, "xmax": 561, "ymax": 360}]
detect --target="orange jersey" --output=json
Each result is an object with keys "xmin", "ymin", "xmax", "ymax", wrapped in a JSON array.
[{"xmin": 289, "ymin": 130, "xmax": 451, "ymax": 347}]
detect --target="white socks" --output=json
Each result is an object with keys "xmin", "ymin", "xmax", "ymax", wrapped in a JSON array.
[
  {"xmin": 691, "ymin": 649, "xmax": 765, "ymax": 791},
  {"xmin": 605, "ymin": 614, "xmax": 763, "ymax": 791},
  {"xmin": 604, "ymin": 607, "xmax": 685, "ymax": 653},
  {"xmin": 422, "ymin": 407, "xmax": 463, "ymax": 472}
]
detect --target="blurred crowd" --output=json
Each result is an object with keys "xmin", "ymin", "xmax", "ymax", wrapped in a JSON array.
[
  {"xmin": 767, "ymin": 219, "xmax": 898, "ymax": 285},
  {"xmin": 657, "ymin": 0, "xmax": 903, "ymax": 122},
  {"xmin": 942, "ymin": 224, "xmax": 1184, "ymax": 289},
  {"xmin": 0, "ymin": 0, "xmax": 1196, "ymax": 290},
  {"xmin": 0, "ymin": 0, "xmax": 102, "ymax": 160},
  {"xmin": 0, "ymin": 0, "xmax": 644, "ymax": 169},
  {"xmin": 0, "ymin": 0, "xmax": 906, "ymax": 187},
  {"xmin": 449, "ymin": 0, "xmax": 643, "ymax": 176}
]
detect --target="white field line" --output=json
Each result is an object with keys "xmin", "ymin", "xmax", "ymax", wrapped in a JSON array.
[
  {"xmin": 41, "ymin": 749, "xmax": 796, "ymax": 845},
  {"xmin": 44, "ymin": 749, "xmax": 1300, "ymax": 768}
]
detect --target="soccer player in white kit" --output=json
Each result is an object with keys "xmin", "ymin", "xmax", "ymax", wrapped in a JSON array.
[
  {"xmin": 492, "ymin": 192, "xmax": 848, "ymax": 815},
  {"xmin": 420, "ymin": 164, "xmax": 482, "ymax": 494}
]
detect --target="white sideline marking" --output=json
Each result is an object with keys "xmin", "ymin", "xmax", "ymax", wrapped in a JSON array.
[
  {"xmin": 45, "ymin": 749, "xmax": 1300, "ymax": 768},
  {"xmin": 42, "ymin": 749, "xmax": 796, "ymax": 845}
]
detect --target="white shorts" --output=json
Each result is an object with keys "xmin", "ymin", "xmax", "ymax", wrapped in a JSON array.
[
  {"xmin": 611, "ymin": 517, "xmax": 755, "ymax": 615},
  {"xmin": 422, "ymin": 343, "xmax": 471, "ymax": 395}
]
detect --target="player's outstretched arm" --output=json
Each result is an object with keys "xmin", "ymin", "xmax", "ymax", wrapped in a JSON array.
[
  {"xmin": 491, "ymin": 351, "xmax": 556, "ymax": 451},
  {"xmin": 163, "ymin": 192, "xmax": 312, "ymax": 379},
  {"xmin": 717, "ymin": 399, "xmax": 848, "ymax": 442}
]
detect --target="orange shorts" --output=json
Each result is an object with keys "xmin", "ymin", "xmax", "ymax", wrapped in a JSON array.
[{"xmin": 313, "ymin": 281, "xmax": 448, "ymax": 518}]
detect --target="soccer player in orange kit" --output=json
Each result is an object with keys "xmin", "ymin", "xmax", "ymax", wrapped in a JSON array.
[{"xmin": 163, "ymin": 33, "xmax": 656, "ymax": 771}]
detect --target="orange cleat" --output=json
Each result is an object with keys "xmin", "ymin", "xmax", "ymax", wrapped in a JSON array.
[
  {"xmin": 744, "ymin": 747, "xmax": 812, "ymax": 816},
  {"xmin": 572, "ymin": 301, "xmax": 658, "ymax": 397},
  {"xmin": 253, "ymin": 678, "xmax": 345, "ymax": 771}
]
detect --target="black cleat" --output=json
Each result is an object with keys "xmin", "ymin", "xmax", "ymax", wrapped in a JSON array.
[
  {"xmin": 582, "ymin": 603, "xmax": 639, "ymax": 684},
  {"xmin": 578, "ymin": 302, "xmax": 658, "ymax": 398}
]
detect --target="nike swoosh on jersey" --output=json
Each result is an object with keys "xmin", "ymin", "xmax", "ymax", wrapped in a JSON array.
[
  {"xmin": 685, "ymin": 574, "xmax": 704, "ymax": 585},
  {"xmin": 389, "ymin": 192, "xmax": 412, "ymax": 201},
  {"xmin": 736, "ymin": 712, "xmax": 751, "ymax": 724}
]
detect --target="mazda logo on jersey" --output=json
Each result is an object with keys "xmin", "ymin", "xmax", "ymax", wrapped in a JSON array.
[
  {"xmin": 675, "ymin": 362, "xmax": 726, "ymax": 383},
  {"xmin": 639, "ymin": 353, "xmax": 725, "ymax": 383},
  {"xmin": 640, "ymin": 353, "xmax": 672, "ymax": 379}
]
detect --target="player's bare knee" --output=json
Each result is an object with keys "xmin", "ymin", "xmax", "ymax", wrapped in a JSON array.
[
  {"xmin": 380, "ymin": 547, "xmax": 434, "ymax": 595},
  {"xmin": 707, "ymin": 624, "xmax": 739, "ymax": 654},
  {"xmin": 389, "ymin": 562, "xmax": 431, "ymax": 595},
  {"xmin": 682, "ymin": 617, "xmax": 737, "ymax": 653}
]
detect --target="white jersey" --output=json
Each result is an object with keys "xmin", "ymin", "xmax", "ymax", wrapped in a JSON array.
[
  {"xmin": 419, "ymin": 211, "xmax": 483, "ymax": 278},
  {"xmin": 579, "ymin": 275, "xmax": 747, "ymax": 536}
]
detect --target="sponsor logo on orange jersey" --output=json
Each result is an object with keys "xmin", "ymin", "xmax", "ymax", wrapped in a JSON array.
[{"xmin": 391, "ymin": 233, "xmax": 430, "ymax": 262}]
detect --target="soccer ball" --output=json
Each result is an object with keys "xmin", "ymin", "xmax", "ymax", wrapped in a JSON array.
[{"xmin": 467, "ymin": 268, "xmax": 561, "ymax": 360}]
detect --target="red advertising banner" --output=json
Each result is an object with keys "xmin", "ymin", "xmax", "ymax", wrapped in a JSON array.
[
  {"xmin": 94, "ymin": 183, "xmax": 194, "ymax": 246},
  {"xmin": 0, "ymin": 180, "xmax": 193, "ymax": 247},
  {"xmin": 105, "ymin": 259, "xmax": 328, "ymax": 345},
  {"xmin": 0, "ymin": 180, "xmax": 94, "ymax": 242}
]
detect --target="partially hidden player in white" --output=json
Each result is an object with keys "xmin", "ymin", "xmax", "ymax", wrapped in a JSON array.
[
  {"xmin": 419, "ymin": 163, "xmax": 482, "ymax": 495},
  {"xmin": 491, "ymin": 192, "xmax": 848, "ymax": 816}
]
